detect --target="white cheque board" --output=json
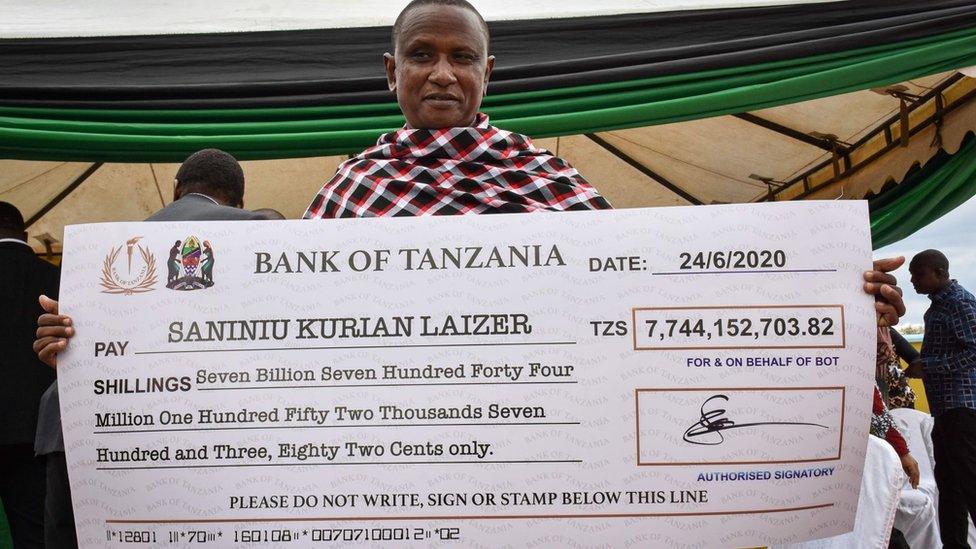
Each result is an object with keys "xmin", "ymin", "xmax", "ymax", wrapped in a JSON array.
[{"xmin": 57, "ymin": 201, "xmax": 876, "ymax": 547}]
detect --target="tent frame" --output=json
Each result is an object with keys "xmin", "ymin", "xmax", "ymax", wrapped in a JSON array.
[{"xmin": 771, "ymin": 72, "xmax": 973, "ymax": 200}]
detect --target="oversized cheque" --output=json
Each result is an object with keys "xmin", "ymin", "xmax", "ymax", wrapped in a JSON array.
[{"xmin": 57, "ymin": 201, "xmax": 876, "ymax": 547}]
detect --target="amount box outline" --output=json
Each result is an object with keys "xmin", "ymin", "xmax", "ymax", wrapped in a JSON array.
[
  {"xmin": 631, "ymin": 304, "xmax": 846, "ymax": 351},
  {"xmin": 634, "ymin": 386, "xmax": 846, "ymax": 466}
]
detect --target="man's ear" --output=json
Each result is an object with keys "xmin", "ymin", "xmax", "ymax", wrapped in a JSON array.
[
  {"xmin": 173, "ymin": 179, "xmax": 184, "ymax": 201},
  {"xmin": 384, "ymin": 53, "xmax": 397, "ymax": 92},
  {"xmin": 483, "ymin": 55, "xmax": 495, "ymax": 95}
]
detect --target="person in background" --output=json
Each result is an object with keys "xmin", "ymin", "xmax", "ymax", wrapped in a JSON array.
[
  {"xmin": 904, "ymin": 249, "xmax": 976, "ymax": 549},
  {"xmin": 876, "ymin": 328, "xmax": 921, "ymax": 488},
  {"xmin": 876, "ymin": 328, "xmax": 920, "ymax": 549},
  {"xmin": 0, "ymin": 202, "xmax": 57, "ymax": 548},
  {"xmin": 32, "ymin": 148, "xmax": 263, "ymax": 548},
  {"xmin": 881, "ymin": 327, "xmax": 917, "ymax": 409},
  {"xmin": 872, "ymin": 390, "xmax": 920, "ymax": 490},
  {"xmin": 873, "ymin": 383, "xmax": 917, "ymax": 549}
]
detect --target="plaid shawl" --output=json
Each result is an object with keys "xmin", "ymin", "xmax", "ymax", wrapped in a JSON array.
[{"xmin": 304, "ymin": 113, "xmax": 611, "ymax": 218}]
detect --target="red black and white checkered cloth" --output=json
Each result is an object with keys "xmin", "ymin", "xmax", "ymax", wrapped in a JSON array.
[{"xmin": 304, "ymin": 113, "xmax": 611, "ymax": 218}]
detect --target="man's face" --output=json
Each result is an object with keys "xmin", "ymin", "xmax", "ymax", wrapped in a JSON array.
[
  {"xmin": 909, "ymin": 263, "xmax": 943, "ymax": 295},
  {"xmin": 385, "ymin": 5, "xmax": 494, "ymax": 129}
]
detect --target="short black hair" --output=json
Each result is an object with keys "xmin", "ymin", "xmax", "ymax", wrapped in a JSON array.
[
  {"xmin": 175, "ymin": 149, "xmax": 245, "ymax": 207},
  {"xmin": 0, "ymin": 201, "xmax": 26, "ymax": 233},
  {"xmin": 391, "ymin": 0, "xmax": 490, "ymax": 53},
  {"xmin": 910, "ymin": 249, "xmax": 950, "ymax": 272},
  {"xmin": 252, "ymin": 208, "xmax": 286, "ymax": 220}
]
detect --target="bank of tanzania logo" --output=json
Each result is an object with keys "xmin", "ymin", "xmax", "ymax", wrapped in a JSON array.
[
  {"xmin": 100, "ymin": 237, "xmax": 158, "ymax": 295},
  {"xmin": 166, "ymin": 236, "xmax": 215, "ymax": 291}
]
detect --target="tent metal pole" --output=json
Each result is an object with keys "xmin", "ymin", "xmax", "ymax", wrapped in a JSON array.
[
  {"xmin": 772, "ymin": 72, "xmax": 968, "ymax": 200},
  {"xmin": 786, "ymin": 85, "xmax": 976, "ymax": 201},
  {"xmin": 584, "ymin": 133, "xmax": 703, "ymax": 205},
  {"xmin": 733, "ymin": 113, "xmax": 837, "ymax": 152},
  {"xmin": 26, "ymin": 162, "xmax": 103, "ymax": 228}
]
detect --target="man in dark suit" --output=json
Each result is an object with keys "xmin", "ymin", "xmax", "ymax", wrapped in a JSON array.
[
  {"xmin": 32, "ymin": 148, "xmax": 262, "ymax": 547},
  {"xmin": 0, "ymin": 202, "xmax": 58, "ymax": 548}
]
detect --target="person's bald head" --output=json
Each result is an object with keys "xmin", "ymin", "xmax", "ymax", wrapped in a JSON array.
[
  {"xmin": 911, "ymin": 249, "xmax": 949, "ymax": 272},
  {"xmin": 385, "ymin": 0, "xmax": 494, "ymax": 129},
  {"xmin": 909, "ymin": 249, "xmax": 950, "ymax": 295}
]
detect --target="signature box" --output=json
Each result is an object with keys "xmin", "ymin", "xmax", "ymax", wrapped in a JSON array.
[{"xmin": 635, "ymin": 387, "xmax": 845, "ymax": 466}]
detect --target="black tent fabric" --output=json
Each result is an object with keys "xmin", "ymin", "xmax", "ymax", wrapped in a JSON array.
[
  {"xmin": 2, "ymin": 0, "xmax": 976, "ymax": 251},
  {"xmin": 2, "ymin": 0, "xmax": 975, "ymax": 109}
]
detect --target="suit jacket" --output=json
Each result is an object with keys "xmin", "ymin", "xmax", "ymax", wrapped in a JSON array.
[
  {"xmin": 35, "ymin": 194, "xmax": 264, "ymax": 454},
  {"xmin": 145, "ymin": 193, "xmax": 265, "ymax": 222},
  {"xmin": 0, "ymin": 240, "xmax": 60, "ymax": 446}
]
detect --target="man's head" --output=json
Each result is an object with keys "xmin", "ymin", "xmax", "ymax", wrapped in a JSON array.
[
  {"xmin": 909, "ymin": 249, "xmax": 950, "ymax": 295},
  {"xmin": 0, "ymin": 201, "xmax": 27, "ymax": 241},
  {"xmin": 385, "ymin": 0, "xmax": 494, "ymax": 129},
  {"xmin": 174, "ymin": 149, "xmax": 246, "ymax": 208}
]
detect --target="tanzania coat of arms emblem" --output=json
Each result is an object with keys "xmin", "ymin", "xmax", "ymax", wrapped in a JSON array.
[
  {"xmin": 100, "ymin": 236, "xmax": 158, "ymax": 295},
  {"xmin": 166, "ymin": 236, "xmax": 215, "ymax": 290}
]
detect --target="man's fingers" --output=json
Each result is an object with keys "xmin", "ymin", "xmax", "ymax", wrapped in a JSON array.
[
  {"xmin": 873, "ymin": 256, "xmax": 906, "ymax": 273},
  {"xmin": 38, "ymin": 312, "xmax": 71, "ymax": 328},
  {"xmin": 37, "ymin": 313, "xmax": 62, "ymax": 327},
  {"xmin": 863, "ymin": 282, "xmax": 903, "ymax": 297},
  {"xmin": 33, "ymin": 336, "xmax": 65, "ymax": 354},
  {"xmin": 875, "ymin": 302, "xmax": 901, "ymax": 327},
  {"xmin": 863, "ymin": 271, "xmax": 898, "ymax": 286},
  {"xmin": 881, "ymin": 284, "xmax": 907, "ymax": 316},
  {"xmin": 36, "ymin": 325, "xmax": 74, "ymax": 339},
  {"xmin": 34, "ymin": 337, "xmax": 65, "ymax": 369},
  {"xmin": 39, "ymin": 294, "xmax": 59, "ymax": 315},
  {"xmin": 35, "ymin": 296, "xmax": 71, "ymax": 370},
  {"xmin": 868, "ymin": 282, "xmax": 906, "ymax": 327},
  {"xmin": 862, "ymin": 269, "xmax": 905, "ymax": 327}
]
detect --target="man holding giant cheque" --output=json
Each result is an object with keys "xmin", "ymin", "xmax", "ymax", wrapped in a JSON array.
[{"xmin": 35, "ymin": 1, "xmax": 906, "ymax": 546}]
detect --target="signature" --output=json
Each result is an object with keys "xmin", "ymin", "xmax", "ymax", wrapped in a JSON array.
[{"xmin": 683, "ymin": 394, "xmax": 829, "ymax": 446}]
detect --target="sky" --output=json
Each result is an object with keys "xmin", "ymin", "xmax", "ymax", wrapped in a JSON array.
[{"xmin": 875, "ymin": 194, "xmax": 976, "ymax": 329}]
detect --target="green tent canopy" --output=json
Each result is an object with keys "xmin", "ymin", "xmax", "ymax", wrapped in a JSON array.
[{"xmin": 1, "ymin": 0, "xmax": 975, "ymax": 251}]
